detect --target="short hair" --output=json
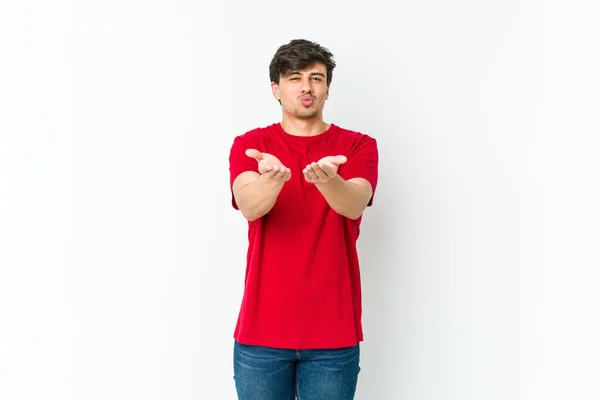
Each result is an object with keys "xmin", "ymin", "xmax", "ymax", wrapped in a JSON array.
[{"xmin": 269, "ymin": 39, "xmax": 336, "ymax": 86}]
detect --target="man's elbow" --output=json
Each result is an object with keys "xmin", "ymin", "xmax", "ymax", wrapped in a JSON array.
[
  {"xmin": 343, "ymin": 212, "xmax": 362, "ymax": 220},
  {"xmin": 239, "ymin": 203, "xmax": 269, "ymax": 222},
  {"xmin": 338, "ymin": 204, "xmax": 368, "ymax": 220},
  {"xmin": 240, "ymin": 207, "xmax": 261, "ymax": 222}
]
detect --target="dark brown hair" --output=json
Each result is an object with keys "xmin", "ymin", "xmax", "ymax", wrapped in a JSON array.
[{"xmin": 269, "ymin": 39, "xmax": 336, "ymax": 86}]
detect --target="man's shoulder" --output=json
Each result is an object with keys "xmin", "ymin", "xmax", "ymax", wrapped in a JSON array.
[
  {"xmin": 331, "ymin": 123, "xmax": 377, "ymax": 144},
  {"xmin": 234, "ymin": 123, "xmax": 279, "ymax": 142}
]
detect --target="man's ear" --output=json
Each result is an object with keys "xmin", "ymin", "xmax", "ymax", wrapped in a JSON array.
[
  {"xmin": 271, "ymin": 82, "xmax": 280, "ymax": 101},
  {"xmin": 325, "ymin": 85, "xmax": 330, "ymax": 100}
]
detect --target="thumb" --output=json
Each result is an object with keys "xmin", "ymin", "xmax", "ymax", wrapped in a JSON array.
[
  {"xmin": 331, "ymin": 155, "xmax": 348, "ymax": 165},
  {"xmin": 245, "ymin": 149, "xmax": 263, "ymax": 161}
]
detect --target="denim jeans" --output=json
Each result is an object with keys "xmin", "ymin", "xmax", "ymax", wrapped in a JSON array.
[{"xmin": 233, "ymin": 340, "xmax": 361, "ymax": 400}]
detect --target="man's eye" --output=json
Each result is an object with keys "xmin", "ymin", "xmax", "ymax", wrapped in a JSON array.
[{"xmin": 312, "ymin": 77, "xmax": 322, "ymax": 81}]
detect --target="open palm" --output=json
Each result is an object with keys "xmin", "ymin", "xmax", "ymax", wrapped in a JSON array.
[
  {"xmin": 245, "ymin": 149, "xmax": 291, "ymax": 181},
  {"xmin": 303, "ymin": 155, "xmax": 348, "ymax": 183}
]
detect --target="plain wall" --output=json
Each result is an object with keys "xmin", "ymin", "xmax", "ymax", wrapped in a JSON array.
[{"xmin": 1, "ymin": 1, "xmax": 599, "ymax": 399}]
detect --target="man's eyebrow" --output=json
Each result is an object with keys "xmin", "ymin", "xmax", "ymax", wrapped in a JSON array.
[{"xmin": 284, "ymin": 71, "xmax": 326, "ymax": 77}]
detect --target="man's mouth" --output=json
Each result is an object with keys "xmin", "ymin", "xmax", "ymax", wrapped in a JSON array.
[{"xmin": 301, "ymin": 97, "xmax": 314, "ymax": 106}]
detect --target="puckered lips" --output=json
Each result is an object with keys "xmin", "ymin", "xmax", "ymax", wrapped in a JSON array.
[{"xmin": 300, "ymin": 95, "xmax": 314, "ymax": 107}]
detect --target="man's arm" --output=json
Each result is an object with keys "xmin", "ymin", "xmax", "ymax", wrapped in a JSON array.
[
  {"xmin": 233, "ymin": 169, "xmax": 287, "ymax": 221},
  {"xmin": 303, "ymin": 157, "xmax": 373, "ymax": 220},
  {"xmin": 232, "ymin": 150, "xmax": 291, "ymax": 221},
  {"xmin": 315, "ymin": 176, "xmax": 372, "ymax": 220}
]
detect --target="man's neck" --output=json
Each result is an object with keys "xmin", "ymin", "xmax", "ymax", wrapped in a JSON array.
[{"xmin": 280, "ymin": 117, "xmax": 330, "ymax": 137}]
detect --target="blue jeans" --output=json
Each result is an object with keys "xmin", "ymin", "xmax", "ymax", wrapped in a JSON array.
[{"xmin": 233, "ymin": 340, "xmax": 361, "ymax": 400}]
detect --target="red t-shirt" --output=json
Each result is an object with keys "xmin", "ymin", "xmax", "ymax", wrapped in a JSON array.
[{"xmin": 228, "ymin": 122, "xmax": 378, "ymax": 349}]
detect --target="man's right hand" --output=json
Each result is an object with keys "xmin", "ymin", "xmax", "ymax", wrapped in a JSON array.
[
  {"xmin": 245, "ymin": 149, "xmax": 292, "ymax": 182},
  {"xmin": 232, "ymin": 149, "xmax": 291, "ymax": 221}
]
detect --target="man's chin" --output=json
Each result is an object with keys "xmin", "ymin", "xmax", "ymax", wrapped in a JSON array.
[{"xmin": 294, "ymin": 109, "xmax": 319, "ymax": 118}]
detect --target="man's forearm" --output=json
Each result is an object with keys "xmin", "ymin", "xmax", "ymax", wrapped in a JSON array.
[
  {"xmin": 315, "ymin": 175, "xmax": 372, "ymax": 219},
  {"xmin": 236, "ymin": 176, "xmax": 285, "ymax": 221}
]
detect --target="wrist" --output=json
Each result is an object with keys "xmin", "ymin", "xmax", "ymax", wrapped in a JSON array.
[
  {"xmin": 257, "ymin": 173, "xmax": 285, "ymax": 188},
  {"xmin": 316, "ymin": 174, "xmax": 343, "ymax": 186}
]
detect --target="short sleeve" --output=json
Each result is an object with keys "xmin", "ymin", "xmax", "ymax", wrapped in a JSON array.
[
  {"xmin": 339, "ymin": 135, "xmax": 379, "ymax": 206},
  {"xmin": 229, "ymin": 135, "xmax": 259, "ymax": 209}
]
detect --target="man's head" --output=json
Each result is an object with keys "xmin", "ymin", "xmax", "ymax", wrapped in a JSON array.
[
  {"xmin": 269, "ymin": 39, "xmax": 336, "ymax": 87},
  {"xmin": 269, "ymin": 39, "xmax": 336, "ymax": 119}
]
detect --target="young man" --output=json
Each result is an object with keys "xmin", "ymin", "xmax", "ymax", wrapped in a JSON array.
[{"xmin": 228, "ymin": 39, "xmax": 378, "ymax": 400}]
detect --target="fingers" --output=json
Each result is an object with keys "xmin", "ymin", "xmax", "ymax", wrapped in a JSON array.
[
  {"xmin": 271, "ymin": 165, "xmax": 291, "ymax": 180},
  {"xmin": 331, "ymin": 155, "xmax": 348, "ymax": 165},
  {"xmin": 245, "ymin": 149, "xmax": 263, "ymax": 161},
  {"xmin": 318, "ymin": 163, "xmax": 337, "ymax": 176},
  {"xmin": 253, "ymin": 155, "xmax": 343, "ymax": 183},
  {"xmin": 303, "ymin": 163, "xmax": 319, "ymax": 182},
  {"xmin": 260, "ymin": 164, "xmax": 291, "ymax": 182},
  {"xmin": 303, "ymin": 162, "xmax": 337, "ymax": 182},
  {"xmin": 279, "ymin": 168, "xmax": 292, "ymax": 182}
]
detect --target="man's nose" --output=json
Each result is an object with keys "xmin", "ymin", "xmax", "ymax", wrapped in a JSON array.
[{"xmin": 300, "ymin": 77, "xmax": 313, "ymax": 93}]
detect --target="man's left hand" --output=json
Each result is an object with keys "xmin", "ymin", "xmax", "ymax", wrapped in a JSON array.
[{"xmin": 303, "ymin": 155, "xmax": 348, "ymax": 184}]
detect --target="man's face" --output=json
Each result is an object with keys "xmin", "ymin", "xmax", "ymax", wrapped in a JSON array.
[{"xmin": 271, "ymin": 62, "xmax": 329, "ymax": 119}]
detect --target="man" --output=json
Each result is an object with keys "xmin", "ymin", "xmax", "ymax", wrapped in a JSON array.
[{"xmin": 228, "ymin": 39, "xmax": 379, "ymax": 400}]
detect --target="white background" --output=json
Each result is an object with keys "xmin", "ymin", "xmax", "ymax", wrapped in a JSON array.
[{"xmin": 1, "ymin": 1, "xmax": 599, "ymax": 399}]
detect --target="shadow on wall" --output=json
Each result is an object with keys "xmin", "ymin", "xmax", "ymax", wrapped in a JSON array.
[{"xmin": 355, "ymin": 133, "xmax": 415, "ymax": 399}]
